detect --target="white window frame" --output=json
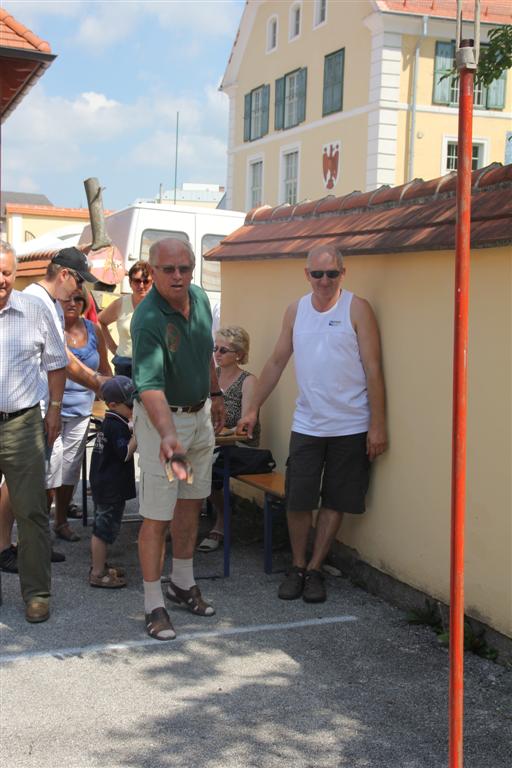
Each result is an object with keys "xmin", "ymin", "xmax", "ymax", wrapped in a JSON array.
[
  {"xmin": 279, "ymin": 142, "xmax": 301, "ymax": 205},
  {"xmin": 441, "ymin": 135, "xmax": 489, "ymax": 175},
  {"xmin": 266, "ymin": 15, "xmax": 278, "ymax": 53},
  {"xmin": 284, "ymin": 70, "xmax": 300, "ymax": 129},
  {"xmin": 313, "ymin": 0, "xmax": 327, "ymax": 29},
  {"xmin": 289, "ymin": 2, "xmax": 302, "ymax": 42},
  {"xmin": 246, "ymin": 154, "xmax": 264, "ymax": 211},
  {"xmin": 250, "ymin": 86, "xmax": 264, "ymax": 141}
]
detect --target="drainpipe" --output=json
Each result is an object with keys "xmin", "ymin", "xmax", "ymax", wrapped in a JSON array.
[{"xmin": 407, "ymin": 15, "xmax": 428, "ymax": 182}]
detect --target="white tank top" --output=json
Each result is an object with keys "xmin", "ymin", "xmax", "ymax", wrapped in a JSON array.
[
  {"xmin": 116, "ymin": 293, "xmax": 134, "ymax": 358},
  {"xmin": 292, "ymin": 290, "xmax": 370, "ymax": 437}
]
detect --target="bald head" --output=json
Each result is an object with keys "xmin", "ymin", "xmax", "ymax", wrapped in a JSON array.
[{"xmin": 307, "ymin": 245, "xmax": 344, "ymax": 270}]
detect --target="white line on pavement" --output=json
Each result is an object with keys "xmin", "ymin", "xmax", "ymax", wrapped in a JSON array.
[{"xmin": 0, "ymin": 614, "xmax": 357, "ymax": 664}]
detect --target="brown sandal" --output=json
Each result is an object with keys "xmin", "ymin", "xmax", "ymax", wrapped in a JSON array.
[
  {"xmin": 145, "ymin": 607, "xmax": 176, "ymax": 640},
  {"xmin": 54, "ymin": 523, "xmax": 80, "ymax": 542},
  {"xmin": 166, "ymin": 581, "xmax": 215, "ymax": 616},
  {"xmin": 89, "ymin": 568, "xmax": 126, "ymax": 589}
]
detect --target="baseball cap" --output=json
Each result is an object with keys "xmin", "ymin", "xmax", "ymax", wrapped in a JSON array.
[
  {"xmin": 51, "ymin": 247, "xmax": 96, "ymax": 283},
  {"xmin": 101, "ymin": 376, "xmax": 135, "ymax": 406}
]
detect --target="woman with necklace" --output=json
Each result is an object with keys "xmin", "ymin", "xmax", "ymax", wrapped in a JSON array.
[
  {"xmin": 98, "ymin": 260, "xmax": 152, "ymax": 377},
  {"xmin": 197, "ymin": 326, "xmax": 261, "ymax": 553},
  {"xmin": 53, "ymin": 288, "xmax": 111, "ymax": 542}
]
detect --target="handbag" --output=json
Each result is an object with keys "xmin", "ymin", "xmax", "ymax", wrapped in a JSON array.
[{"xmin": 214, "ymin": 446, "xmax": 276, "ymax": 477}]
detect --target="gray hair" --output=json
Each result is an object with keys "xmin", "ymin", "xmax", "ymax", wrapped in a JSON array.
[
  {"xmin": 0, "ymin": 241, "xmax": 17, "ymax": 267},
  {"xmin": 148, "ymin": 238, "xmax": 196, "ymax": 268},
  {"xmin": 306, "ymin": 244, "xmax": 344, "ymax": 270}
]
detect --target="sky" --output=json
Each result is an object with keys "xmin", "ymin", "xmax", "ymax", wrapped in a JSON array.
[{"xmin": 1, "ymin": 0, "xmax": 245, "ymax": 210}]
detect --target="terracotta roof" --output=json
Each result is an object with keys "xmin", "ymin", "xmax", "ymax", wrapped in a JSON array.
[
  {"xmin": 0, "ymin": 192, "xmax": 53, "ymax": 217},
  {"xmin": 5, "ymin": 204, "xmax": 94, "ymax": 219},
  {"xmin": 0, "ymin": 9, "xmax": 56, "ymax": 122},
  {"xmin": 204, "ymin": 164, "xmax": 512, "ymax": 262},
  {"xmin": 375, "ymin": 1, "xmax": 512, "ymax": 24}
]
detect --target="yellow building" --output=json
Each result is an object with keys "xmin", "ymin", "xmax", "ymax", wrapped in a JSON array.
[
  {"xmin": 221, "ymin": 0, "xmax": 512, "ymax": 211},
  {"xmin": 206, "ymin": 162, "xmax": 512, "ymax": 644}
]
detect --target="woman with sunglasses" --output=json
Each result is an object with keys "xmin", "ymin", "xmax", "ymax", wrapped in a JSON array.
[
  {"xmin": 53, "ymin": 288, "xmax": 112, "ymax": 542},
  {"xmin": 197, "ymin": 326, "xmax": 261, "ymax": 553},
  {"xmin": 98, "ymin": 260, "xmax": 152, "ymax": 377}
]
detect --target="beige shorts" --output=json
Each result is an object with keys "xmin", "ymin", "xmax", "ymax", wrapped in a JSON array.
[{"xmin": 133, "ymin": 400, "xmax": 215, "ymax": 522}]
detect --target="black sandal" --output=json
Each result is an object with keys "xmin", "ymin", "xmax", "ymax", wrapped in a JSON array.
[{"xmin": 145, "ymin": 607, "xmax": 176, "ymax": 640}]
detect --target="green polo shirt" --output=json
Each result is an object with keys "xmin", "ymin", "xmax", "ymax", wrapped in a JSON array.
[{"xmin": 131, "ymin": 284, "xmax": 213, "ymax": 406}]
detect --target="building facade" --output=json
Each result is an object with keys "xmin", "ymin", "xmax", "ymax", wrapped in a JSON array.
[{"xmin": 221, "ymin": 0, "xmax": 511, "ymax": 211}]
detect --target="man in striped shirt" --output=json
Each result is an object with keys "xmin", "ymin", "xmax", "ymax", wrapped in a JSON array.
[{"xmin": 0, "ymin": 242, "xmax": 67, "ymax": 623}]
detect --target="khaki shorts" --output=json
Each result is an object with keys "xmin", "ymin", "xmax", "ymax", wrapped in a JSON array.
[{"xmin": 133, "ymin": 400, "xmax": 215, "ymax": 522}]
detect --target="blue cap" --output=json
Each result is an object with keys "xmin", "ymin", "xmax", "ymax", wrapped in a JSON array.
[{"xmin": 100, "ymin": 376, "xmax": 134, "ymax": 405}]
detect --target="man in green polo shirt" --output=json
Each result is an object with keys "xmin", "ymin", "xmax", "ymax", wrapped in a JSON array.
[{"xmin": 132, "ymin": 237, "xmax": 225, "ymax": 641}]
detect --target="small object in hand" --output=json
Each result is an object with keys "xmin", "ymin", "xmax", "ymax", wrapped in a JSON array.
[{"xmin": 165, "ymin": 453, "xmax": 194, "ymax": 485}]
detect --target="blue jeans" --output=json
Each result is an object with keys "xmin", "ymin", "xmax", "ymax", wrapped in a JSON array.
[{"xmin": 93, "ymin": 501, "xmax": 125, "ymax": 544}]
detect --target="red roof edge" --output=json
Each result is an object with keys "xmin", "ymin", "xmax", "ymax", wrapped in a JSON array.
[{"xmin": 0, "ymin": 9, "xmax": 52, "ymax": 53}]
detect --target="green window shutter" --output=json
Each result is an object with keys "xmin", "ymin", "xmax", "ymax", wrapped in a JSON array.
[
  {"xmin": 244, "ymin": 93, "xmax": 251, "ymax": 141},
  {"xmin": 433, "ymin": 41, "xmax": 454, "ymax": 105},
  {"xmin": 275, "ymin": 76, "xmax": 285, "ymax": 130},
  {"xmin": 261, "ymin": 84, "xmax": 270, "ymax": 136},
  {"xmin": 323, "ymin": 49, "xmax": 344, "ymax": 115},
  {"xmin": 486, "ymin": 70, "xmax": 506, "ymax": 109},
  {"xmin": 297, "ymin": 67, "xmax": 307, "ymax": 124}
]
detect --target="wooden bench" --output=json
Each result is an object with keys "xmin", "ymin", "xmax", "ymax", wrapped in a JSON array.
[{"xmin": 235, "ymin": 472, "xmax": 286, "ymax": 574}]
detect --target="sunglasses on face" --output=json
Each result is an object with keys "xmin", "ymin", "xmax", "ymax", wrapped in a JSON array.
[
  {"xmin": 130, "ymin": 277, "xmax": 152, "ymax": 286},
  {"xmin": 213, "ymin": 345, "xmax": 235, "ymax": 355},
  {"xmin": 63, "ymin": 296, "xmax": 85, "ymax": 305},
  {"xmin": 153, "ymin": 265, "xmax": 192, "ymax": 275},
  {"xmin": 308, "ymin": 270, "xmax": 342, "ymax": 279}
]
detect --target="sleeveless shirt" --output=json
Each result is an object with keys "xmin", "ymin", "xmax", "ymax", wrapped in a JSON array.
[
  {"xmin": 116, "ymin": 293, "xmax": 135, "ymax": 358},
  {"xmin": 220, "ymin": 369, "xmax": 260, "ymax": 447},
  {"xmin": 62, "ymin": 319, "xmax": 99, "ymax": 418},
  {"xmin": 292, "ymin": 290, "xmax": 370, "ymax": 437}
]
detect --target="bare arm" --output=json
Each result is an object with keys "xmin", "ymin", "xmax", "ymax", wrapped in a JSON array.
[
  {"xmin": 139, "ymin": 390, "xmax": 186, "ymax": 477},
  {"xmin": 126, "ymin": 434, "xmax": 137, "ymax": 461},
  {"xmin": 65, "ymin": 349, "xmax": 105, "ymax": 395},
  {"xmin": 98, "ymin": 297, "xmax": 122, "ymax": 356},
  {"xmin": 237, "ymin": 301, "xmax": 297, "ymax": 437},
  {"xmin": 210, "ymin": 357, "xmax": 225, "ymax": 434},
  {"xmin": 94, "ymin": 324, "xmax": 113, "ymax": 377},
  {"xmin": 351, "ymin": 296, "xmax": 388, "ymax": 460},
  {"xmin": 45, "ymin": 367, "xmax": 66, "ymax": 447}
]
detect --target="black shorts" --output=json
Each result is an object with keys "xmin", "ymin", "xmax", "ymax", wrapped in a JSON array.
[{"xmin": 286, "ymin": 431, "xmax": 370, "ymax": 514}]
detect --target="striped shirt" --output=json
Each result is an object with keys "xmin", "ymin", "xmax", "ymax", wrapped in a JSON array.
[{"xmin": 0, "ymin": 290, "xmax": 67, "ymax": 412}]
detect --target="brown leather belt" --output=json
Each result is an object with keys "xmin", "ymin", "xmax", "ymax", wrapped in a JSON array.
[
  {"xmin": 169, "ymin": 401, "xmax": 206, "ymax": 414},
  {"xmin": 0, "ymin": 405, "xmax": 36, "ymax": 422}
]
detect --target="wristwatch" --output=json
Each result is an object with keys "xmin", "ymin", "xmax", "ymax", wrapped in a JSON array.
[{"xmin": 49, "ymin": 400, "xmax": 62, "ymax": 408}]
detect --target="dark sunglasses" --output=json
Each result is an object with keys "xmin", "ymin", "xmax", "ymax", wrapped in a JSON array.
[
  {"xmin": 130, "ymin": 277, "xmax": 152, "ymax": 286},
  {"xmin": 153, "ymin": 265, "xmax": 192, "ymax": 275},
  {"xmin": 63, "ymin": 296, "xmax": 85, "ymax": 305},
  {"xmin": 308, "ymin": 269, "xmax": 342, "ymax": 279},
  {"xmin": 213, "ymin": 345, "xmax": 235, "ymax": 355}
]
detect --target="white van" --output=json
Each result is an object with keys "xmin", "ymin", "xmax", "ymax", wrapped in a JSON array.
[{"xmin": 78, "ymin": 202, "xmax": 245, "ymax": 306}]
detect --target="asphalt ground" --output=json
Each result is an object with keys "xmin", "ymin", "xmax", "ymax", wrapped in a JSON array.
[{"xmin": 0, "ymin": 498, "xmax": 511, "ymax": 768}]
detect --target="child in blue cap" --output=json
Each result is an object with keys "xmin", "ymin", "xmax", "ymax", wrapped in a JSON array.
[{"xmin": 89, "ymin": 376, "xmax": 136, "ymax": 588}]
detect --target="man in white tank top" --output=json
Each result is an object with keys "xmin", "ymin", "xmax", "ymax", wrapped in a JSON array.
[{"xmin": 239, "ymin": 245, "xmax": 387, "ymax": 603}]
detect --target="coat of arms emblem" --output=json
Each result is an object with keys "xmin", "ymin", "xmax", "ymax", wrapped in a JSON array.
[{"xmin": 322, "ymin": 142, "xmax": 340, "ymax": 190}]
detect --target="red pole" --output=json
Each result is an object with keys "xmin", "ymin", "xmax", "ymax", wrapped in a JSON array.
[{"xmin": 449, "ymin": 41, "xmax": 474, "ymax": 768}]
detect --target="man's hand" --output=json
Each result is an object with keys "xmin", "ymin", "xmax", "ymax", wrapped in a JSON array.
[
  {"xmin": 44, "ymin": 405, "xmax": 61, "ymax": 448},
  {"xmin": 237, "ymin": 410, "xmax": 258, "ymax": 440},
  {"xmin": 367, "ymin": 424, "xmax": 388, "ymax": 461},
  {"xmin": 210, "ymin": 395, "xmax": 225, "ymax": 435},
  {"xmin": 159, "ymin": 434, "xmax": 188, "ymax": 480}
]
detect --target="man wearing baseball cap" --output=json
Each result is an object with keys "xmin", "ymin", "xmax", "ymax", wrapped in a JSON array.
[{"xmin": 0, "ymin": 247, "xmax": 110, "ymax": 574}]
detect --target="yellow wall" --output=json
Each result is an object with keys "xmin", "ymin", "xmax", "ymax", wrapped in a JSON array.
[
  {"xmin": 231, "ymin": 0, "xmax": 373, "ymax": 209},
  {"xmin": 220, "ymin": 245, "xmax": 512, "ymax": 637},
  {"xmin": 6, "ymin": 213, "xmax": 86, "ymax": 245}
]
